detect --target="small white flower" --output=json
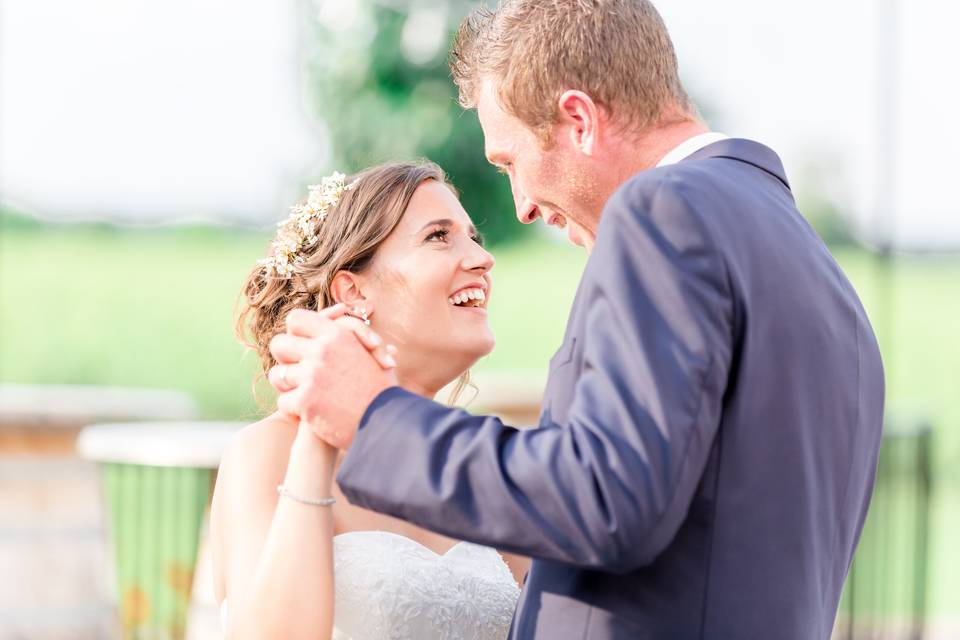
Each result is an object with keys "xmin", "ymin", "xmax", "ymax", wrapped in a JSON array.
[{"xmin": 257, "ymin": 169, "xmax": 355, "ymax": 279}]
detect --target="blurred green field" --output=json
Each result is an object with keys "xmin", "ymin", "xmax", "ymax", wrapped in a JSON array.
[
  {"xmin": 1, "ymin": 221, "xmax": 958, "ymax": 613},
  {"xmin": 0, "ymin": 223, "xmax": 589, "ymax": 420}
]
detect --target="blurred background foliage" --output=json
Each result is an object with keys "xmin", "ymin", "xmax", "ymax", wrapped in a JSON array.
[{"xmin": 305, "ymin": 0, "xmax": 527, "ymax": 247}]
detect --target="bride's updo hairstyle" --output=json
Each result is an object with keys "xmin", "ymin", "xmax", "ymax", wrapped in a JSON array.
[{"xmin": 237, "ymin": 161, "xmax": 451, "ymax": 378}]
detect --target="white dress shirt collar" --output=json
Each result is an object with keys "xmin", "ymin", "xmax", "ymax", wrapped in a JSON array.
[{"xmin": 656, "ymin": 132, "xmax": 730, "ymax": 167}]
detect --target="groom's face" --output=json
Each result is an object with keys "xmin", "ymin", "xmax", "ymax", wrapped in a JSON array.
[{"xmin": 477, "ymin": 80, "xmax": 599, "ymax": 251}]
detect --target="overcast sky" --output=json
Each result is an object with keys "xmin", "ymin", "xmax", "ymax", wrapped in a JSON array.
[
  {"xmin": 1, "ymin": 0, "xmax": 957, "ymax": 249},
  {"xmin": 660, "ymin": 0, "xmax": 959, "ymax": 249}
]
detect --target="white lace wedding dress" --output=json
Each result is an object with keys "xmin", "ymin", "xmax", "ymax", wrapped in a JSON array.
[{"xmin": 221, "ymin": 530, "xmax": 521, "ymax": 640}]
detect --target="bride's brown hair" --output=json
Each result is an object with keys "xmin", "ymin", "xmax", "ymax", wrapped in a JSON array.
[{"xmin": 237, "ymin": 161, "xmax": 472, "ymax": 403}]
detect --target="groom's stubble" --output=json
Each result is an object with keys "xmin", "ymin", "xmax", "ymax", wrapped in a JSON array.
[{"xmin": 453, "ymin": 0, "xmax": 707, "ymax": 253}]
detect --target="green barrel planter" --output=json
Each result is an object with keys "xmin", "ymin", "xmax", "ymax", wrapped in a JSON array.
[
  {"xmin": 78, "ymin": 421, "xmax": 242, "ymax": 640},
  {"xmin": 104, "ymin": 463, "xmax": 211, "ymax": 639}
]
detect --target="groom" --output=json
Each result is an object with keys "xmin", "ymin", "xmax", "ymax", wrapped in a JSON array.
[{"xmin": 271, "ymin": 1, "xmax": 885, "ymax": 637}]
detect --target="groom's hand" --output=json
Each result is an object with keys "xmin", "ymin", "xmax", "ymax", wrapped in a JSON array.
[{"xmin": 268, "ymin": 305, "xmax": 398, "ymax": 449}]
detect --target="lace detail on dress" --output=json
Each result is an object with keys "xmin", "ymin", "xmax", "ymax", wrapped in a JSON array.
[
  {"xmin": 221, "ymin": 531, "xmax": 520, "ymax": 640},
  {"xmin": 331, "ymin": 531, "xmax": 520, "ymax": 640}
]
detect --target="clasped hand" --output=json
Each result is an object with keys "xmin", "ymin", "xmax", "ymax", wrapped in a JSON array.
[{"xmin": 267, "ymin": 303, "xmax": 398, "ymax": 449}]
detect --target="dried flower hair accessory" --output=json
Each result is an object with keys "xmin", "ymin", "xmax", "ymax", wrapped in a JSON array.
[{"xmin": 258, "ymin": 171, "xmax": 359, "ymax": 278}]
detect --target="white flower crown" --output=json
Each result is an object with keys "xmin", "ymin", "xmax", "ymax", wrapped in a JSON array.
[{"xmin": 258, "ymin": 171, "xmax": 359, "ymax": 278}]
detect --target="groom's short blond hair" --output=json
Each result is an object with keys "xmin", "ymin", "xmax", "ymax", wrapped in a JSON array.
[{"xmin": 450, "ymin": 0, "xmax": 691, "ymax": 138}]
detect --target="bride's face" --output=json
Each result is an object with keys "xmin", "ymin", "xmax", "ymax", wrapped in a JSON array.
[{"xmin": 360, "ymin": 181, "xmax": 495, "ymax": 388}]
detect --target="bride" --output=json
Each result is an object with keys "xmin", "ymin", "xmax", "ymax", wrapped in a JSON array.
[{"xmin": 209, "ymin": 161, "xmax": 528, "ymax": 639}]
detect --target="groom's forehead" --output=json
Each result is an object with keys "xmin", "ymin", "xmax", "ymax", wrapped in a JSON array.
[
  {"xmin": 477, "ymin": 84, "xmax": 524, "ymax": 162},
  {"xmin": 477, "ymin": 82, "xmax": 513, "ymax": 133}
]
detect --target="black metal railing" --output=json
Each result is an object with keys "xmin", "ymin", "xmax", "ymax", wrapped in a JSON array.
[{"xmin": 834, "ymin": 420, "xmax": 933, "ymax": 640}]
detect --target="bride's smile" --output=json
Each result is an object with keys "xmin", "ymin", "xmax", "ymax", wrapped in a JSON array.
[{"xmin": 340, "ymin": 178, "xmax": 495, "ymax": 397}]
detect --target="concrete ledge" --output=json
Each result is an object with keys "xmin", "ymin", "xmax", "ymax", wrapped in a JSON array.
[
  {"xmin": 0, "ymin": 384, "xmax": 199, "ymax": 455},
  {"xmin": 456, "ymin": 370, "xmax": 547, "ymax": 428},
  {"xmin": 77, "ymin": 421, "xmax": 243, "ymax": 468},
  {"xmin": 0, "ymin": 384, "xmax": 199, "ymax": 427}
]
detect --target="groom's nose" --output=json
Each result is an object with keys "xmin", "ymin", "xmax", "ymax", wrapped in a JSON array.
[
  {"xmin": 514, "ymin": 193, "xmax": 540, "ymax": 225},
  {"xmin": 509, "ymin": 180, "xmax": 539, "ymax": 224}
]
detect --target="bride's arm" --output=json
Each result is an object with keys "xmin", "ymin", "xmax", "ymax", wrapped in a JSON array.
[
  {"xmin": 499, "ymin": 552, "xmax": 531, "ymax": 586},
  {"xmin": 210, "ymin": 417, "xmax": 337, "ymax": 640}
]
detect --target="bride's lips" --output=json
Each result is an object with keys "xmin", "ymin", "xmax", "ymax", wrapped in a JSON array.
[
  {"xmin": 450, "ymin": 299, "xmax": 489, "ymax": 316},
  {"xmin": 454, "ymin": 305, "xmax": 488, "ymax": 316}
]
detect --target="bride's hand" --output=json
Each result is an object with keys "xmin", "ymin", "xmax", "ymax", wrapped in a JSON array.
[{"xmin": 290, "ymin": 419, "xmax": 339, "ymax": 478}]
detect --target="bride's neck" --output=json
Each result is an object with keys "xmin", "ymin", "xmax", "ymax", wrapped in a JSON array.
[
  {"xmin": 394, "ymin": 361, "xmax": 467, "ymax": 402},
  {"xmin": 387, "ymin": 344, "xmax": 474, "ymax": 401},
  {"xmin": 396, "ymin": 374, "xmax": 441, "ymax": 400}
]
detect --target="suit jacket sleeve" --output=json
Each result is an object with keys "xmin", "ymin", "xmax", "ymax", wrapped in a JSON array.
[{"xmin": 337, "ymin": 175, "xmax": 734, "ymax": 571}]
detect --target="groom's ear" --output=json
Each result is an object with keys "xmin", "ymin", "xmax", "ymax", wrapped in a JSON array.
[
  {"xmin": 329, "ymin": 270, "xmax": 371, "ymax": 312},
  {"xmin": 557, "ymin": 90, "xmax": 601, "ymax": 155}
]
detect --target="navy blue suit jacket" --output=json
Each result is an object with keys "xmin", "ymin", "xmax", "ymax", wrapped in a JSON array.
[{"xmin": 337, "ymin": 140, "xmax": 885, "ymax": 639}]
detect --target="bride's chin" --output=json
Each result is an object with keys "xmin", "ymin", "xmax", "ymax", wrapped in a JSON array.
[
  {"xmin": 468, "ymin": 335, "xmax": 496, "ymax": 360},
  {"xmin": 448, "ymin": 340, "xmax": 495, "ymax": 373}
]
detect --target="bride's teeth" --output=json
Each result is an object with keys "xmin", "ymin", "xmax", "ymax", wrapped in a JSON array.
[{"xmin": 448, "ymin": 288, "xmax": 486, "ymax": 306}]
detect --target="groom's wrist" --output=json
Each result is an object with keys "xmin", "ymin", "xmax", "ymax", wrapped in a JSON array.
[{"xmin": 358, "ymin": 385, "xmax": 407, "ymax": 432}]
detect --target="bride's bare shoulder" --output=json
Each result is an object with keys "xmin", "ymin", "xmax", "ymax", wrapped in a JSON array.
[
  {"xmin": 210, "ymin": 413, "xmax": 299, "ymax": 601},
  {"xmin": 228, "ymin": 413, "xmax": 297, "ymax": 455},
  {"xmin": 216, "ymin": 413, "xmax": 299, "ymax": 488}
]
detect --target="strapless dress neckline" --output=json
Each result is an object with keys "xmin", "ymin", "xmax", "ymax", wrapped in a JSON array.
[{"xmin": 221, "ymin": 530, "xmax": 521, "ymax": 640}]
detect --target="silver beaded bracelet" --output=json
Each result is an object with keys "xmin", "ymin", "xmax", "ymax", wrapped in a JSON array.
[{"xmin": 276, "ymin": 484, "xmax": 336, "ymax": 506}]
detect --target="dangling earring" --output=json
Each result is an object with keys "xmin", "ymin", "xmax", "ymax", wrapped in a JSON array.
[{"xmin": 353, "ymin": 306, "xmax": 370, "ymax": 326}]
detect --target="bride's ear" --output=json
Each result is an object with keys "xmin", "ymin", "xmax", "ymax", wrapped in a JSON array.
[{"xmin": 329, "ymin": 270, "xmax": 375, "ymax": 316}]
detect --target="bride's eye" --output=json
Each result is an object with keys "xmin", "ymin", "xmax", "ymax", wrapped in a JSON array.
[{"xmin": 425, "ymin": 228, "xmax": 449, "ymax": 243}]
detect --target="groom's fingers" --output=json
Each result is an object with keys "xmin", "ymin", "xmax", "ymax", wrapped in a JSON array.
[
  {"xmin": 317, "ymin": 303, "xmax": 350, "ymax": 321},
  {"xmin": 280, "ymin": 309, "xmax": 395, "ymax": 370},
  {"xmin": 269, "ymin": 333, "xmax": 312, "ymax": 365},
  {"xmin": 285, "ymin": 304, "xmax": 348, "ymax": 338},
  {"xmin": 334, "ymin": 316, "xmax": 397, "ymax": 370}
]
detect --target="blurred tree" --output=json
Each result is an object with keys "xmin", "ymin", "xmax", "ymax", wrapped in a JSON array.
[
  {"xmin": 793, "ymin": 159, "xmax": 858, "ymax": 248},
  {"xmin": 797, "ymin": 193, "xmax": 857, "ymax": 248},
  {"xmin": 304, "ymin": 0, "xmax": 528, "ymax": 246}
]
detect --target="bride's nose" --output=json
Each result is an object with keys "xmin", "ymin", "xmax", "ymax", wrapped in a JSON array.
[{"xmin": 461, "ymin": 242, "xmax": 495, "ymax": 275}]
